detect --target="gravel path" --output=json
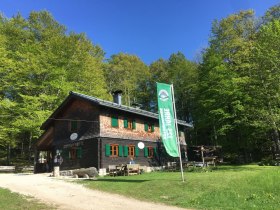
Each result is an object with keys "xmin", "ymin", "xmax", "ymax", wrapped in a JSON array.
[{"xmin": 0, "ymin": 173, "xmax": 188, "ymax": 210}]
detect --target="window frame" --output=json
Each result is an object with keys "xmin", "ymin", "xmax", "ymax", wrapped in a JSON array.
[
  {"xmin": 70, "ymin": 148, "xmax": 77, "ymax": 160},
  {"xmin": 128, "ymin": 145, "xmax": 135, "ymax": 157},
  {"xmin": 147, "ymin": 146, "xmax": 154, "ymax": 158},
  {"xmin": 124, "ymin": 118, "xmax": 136, "ymax": 130},
  {"xmin": 110, "ymin": 144, "xmax": 119, "ymax": 157},
  {"xmin": 144, "ymin": 122, "xmax": 154, "ymax": 132}
]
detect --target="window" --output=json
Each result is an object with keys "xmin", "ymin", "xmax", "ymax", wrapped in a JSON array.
[
  {"xmin": 70, "ymin": 120, "xmax": 78, "ymax": 132},
  {"xmin": 144, "ymin": 146, "xmax": 155, "ymax": 158},
  {"xmin": 70, "ymin": 148, "xmax": 77, "ymax": 159},
  {"xmin": 124, "ymin": 118, "xmax": 136, "ymax": 130},
  {"xmin": 128, "ymin": 145, "xmax": 135, "ymax": 157},
  {"xmin": 66, "ymin": 147, "xmax": 82, "ymax": 160},
  {"xmin": 111, "ymin": 116, "xmax": 119, "ymax": 127},
  {"xmin": 105, "ymin": 144, "xmax": 119, "ymax": 157},
  {"xmin": 148, "ymin": 147, "xmax": 154, "ymax": 158},
  {"xmin": 110, "ymin": 144, "xmax": 118, "ymax": 157},
  {"xmin": 144, "ymin": 122, "xmax": 154, "ymax": 132}
]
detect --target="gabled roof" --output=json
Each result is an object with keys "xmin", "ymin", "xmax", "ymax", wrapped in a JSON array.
[{"xmin": 41, "ymin": 91, "xmax": 192, "ymax": 130}]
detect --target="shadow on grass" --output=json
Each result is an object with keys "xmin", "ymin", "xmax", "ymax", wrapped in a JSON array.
[{"xmin": 84, "ymin": 178, "xmax": 150, "ymax": 183}]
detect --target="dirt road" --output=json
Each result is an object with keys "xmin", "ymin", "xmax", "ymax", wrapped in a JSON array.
[{"xmin": 0, "ymin": 173, "xmax": 187, "ymax": 210}]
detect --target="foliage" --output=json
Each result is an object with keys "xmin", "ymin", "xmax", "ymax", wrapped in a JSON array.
[
  {"xmin": 105, "ymin": 53, "xmax": 150, "ymax": 106},
  {"xmin": 193, "ymin": 5, "xmax": 280, "ymax": 160},
  {"xmin": 0, "ymin": 11, "xmax": 109, "ymax": 163},
  {"xmin": 81, "ymin": 165, "xmax": 280, "ymax": 210},
  {"xmin": 147, "ymin": 52, "xmax": 198, "ymax": 121}
]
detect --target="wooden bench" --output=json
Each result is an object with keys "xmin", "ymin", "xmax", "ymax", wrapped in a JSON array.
[
  {"xmin": 0, "ymin": 166, "xmax": 15, "ymax": 173},
  {"xmin": 166, "ymin": 162, "xmax": 177, "ymax": 171},
  {"xmin": 126, "ymin": 164, "xmax": 140, "ymax": 175},
  {"xmin": 108, "ymin": 165, "xmax": 117, "ymax": 176}
]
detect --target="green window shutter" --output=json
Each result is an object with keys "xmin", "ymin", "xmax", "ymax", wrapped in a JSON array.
[
  {"xmin": 135, "ymin": 147, "xmax": 139, "ymax": 157},
  {"xmin": 62, "ymin": 149, "xmax": 69, "ymax": 159},
  {"xmin": 111, "ymin": 116, "xmax": 118, "ymax": 127},
  {"xmin": 124, "ymin": 118, "xmax": 128, "ymax": 128},
  {"xmin": 132, "ymin": 120, "xmax": 136, "ymax": 129},
  {"xmin": 151, "ymin": 124, "xmax": 155, "ymax": 132},
  {"xmin": 71, "ymin": 121, "xmax": 78, "ymax": 131},
  {"xmin": 144, "ymin": 123, "xmax": 148, "ymax": 131},
  {"xmin": 124, "ymin": 146, "xmax": 128, "ymax": 157},
  {"xmin": 77, "ymin": 147, "xmax": 82, "ymax": 158},
  {"xmin": 118, "ymin": 145, "xmax": 123, "ymax": 157},
  {"xmin": 105, "ymin": 144, "xmax": 111, "ymax": 156},
  {"xmin": 153, "ymin": 147, "xmax": 157, "ymax": 157},
  {"xmin": 144, "ymin": 147, "xmax": 148, "ymax": 157}
]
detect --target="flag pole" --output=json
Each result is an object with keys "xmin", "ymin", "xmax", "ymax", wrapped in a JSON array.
[{"xmin": 171, "ymin": 84, "xmax": 185, "ymax": 182}]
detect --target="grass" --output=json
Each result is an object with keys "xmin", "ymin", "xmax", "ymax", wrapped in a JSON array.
[
  {"xmin": 80, "ymin": 165, "xmax": 280, "ymax": 210},
  {"xmin": 0, "ymin": 187, "xmax": 56, "ymax": 210}
]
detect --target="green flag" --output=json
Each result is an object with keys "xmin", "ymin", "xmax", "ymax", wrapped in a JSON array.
[{"xmin": 157, "ymin": 83, "xmax": 179, "ymax": 157}]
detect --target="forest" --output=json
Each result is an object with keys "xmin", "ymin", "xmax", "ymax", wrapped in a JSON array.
[{"xmin": 0, "ymin": 4, "xmax": 279, "ymax": 165}]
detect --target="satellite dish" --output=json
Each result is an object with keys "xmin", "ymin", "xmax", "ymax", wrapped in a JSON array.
[
  {"xmin": 138, "ymin": 142, "xmax": 145, "ymax": 149},
  {"xmin": 70, "ymin": 133, "xmax": 78, "ymax": 141}
]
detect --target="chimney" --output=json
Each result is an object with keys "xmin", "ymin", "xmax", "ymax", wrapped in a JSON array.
[{"xmin": 112, "ymin": 90, "xmax": 122, "ymax": 105}]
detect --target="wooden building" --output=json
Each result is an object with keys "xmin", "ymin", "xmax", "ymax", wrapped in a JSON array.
[{"xmin": 35, "ymin": 91, "xmax": 192, "ymax": 172}]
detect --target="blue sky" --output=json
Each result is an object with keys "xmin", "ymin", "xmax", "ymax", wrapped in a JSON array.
[{"xmin": 1, "ymin": 0, "xmax": 279, "ymax": 64}]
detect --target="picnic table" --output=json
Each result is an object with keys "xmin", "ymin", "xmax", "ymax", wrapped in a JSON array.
[{"xmin": 108, "ymin": 164, "xmax": 140, "ymax": 176}]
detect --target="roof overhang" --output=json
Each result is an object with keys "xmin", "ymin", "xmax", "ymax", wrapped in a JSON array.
[{"xmin": 35, "ymin": 127, "xmax": 54, "ymax": 150}]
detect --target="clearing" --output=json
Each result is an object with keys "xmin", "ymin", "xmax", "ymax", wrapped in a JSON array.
[{"xmin": 0, "ymin": 173, "xmax": 186, "ymax": 210}]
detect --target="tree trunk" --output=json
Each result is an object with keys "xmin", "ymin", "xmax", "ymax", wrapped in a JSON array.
[
  {"xmin": 213, "ymin": 125, "xmax": 218, "ymax": 146},
  {"xmin": 6, "ymin": 143, "xmax": 10, "ymax": 165},
  {"xmin": 21, "ymin": 141, "xmax": 24, "ymax": 156},
  {"xmin": 272, "ymin": 125, "xmax": 280, "ymax": 153},
  {"xmin": 29, "ymin": 132, "xmax": 32, "ymax": 163}
]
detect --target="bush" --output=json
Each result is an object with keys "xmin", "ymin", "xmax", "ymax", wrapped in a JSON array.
[{"xmin": 259, "ymin": 155, "xmax": 279, "ymax": 166}]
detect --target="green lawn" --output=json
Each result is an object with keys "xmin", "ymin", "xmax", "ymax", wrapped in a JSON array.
[
  {"xmin": 0, "ymin": 188, "xmax": 56, "ymax": 210},
  {"xmin": 80, "ymin": 165, "xmax": 280, "ymax": 210}
]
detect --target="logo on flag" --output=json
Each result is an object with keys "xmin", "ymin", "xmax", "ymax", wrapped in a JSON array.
[{"xmin": 158, "ymin": 90, "xmax": 169, "ymax": 101}]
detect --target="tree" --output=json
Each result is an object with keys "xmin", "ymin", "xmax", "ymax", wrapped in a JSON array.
[
  {"xmin": 194, "ymin": 10, "xmax": 257, "ymax": 160},
  {"xmin": 251, "ymin": 19, "xmax": 280, "ymax": 153},
  {"xmin": 194, "ymin": 6, "xmax": 280, "ymax": 162},
  {"xmin": 105, "ymin": 53, "xmax": 150, "ymax": 106},
  {"xmin": 0, "ymin": 11, "xmax": 109, "ymax": 163}
]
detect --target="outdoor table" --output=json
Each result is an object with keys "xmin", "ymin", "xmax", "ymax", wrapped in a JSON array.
[{"xmin": 116, "ymin": 164, "xmax": 127, "ymax": 176}]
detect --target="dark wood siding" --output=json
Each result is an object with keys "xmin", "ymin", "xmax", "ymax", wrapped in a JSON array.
[
  {"xmin": 60, "ymin": 138, "xmax": 98, "ymax": 170},
  {"xmin": 53, "ymin": 98, "xmax": 100, "ymax": 147}
]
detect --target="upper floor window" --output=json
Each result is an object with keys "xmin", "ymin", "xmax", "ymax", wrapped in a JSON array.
[
  {"xmin": 111, "ymin": 116, "xmax": 119, "ymax": 127},
  {"xmin": 124, "ymin": 118, "xmax": 136, "ymax": 130},
  {"xmin": 144, "ymin": 122, "xmax": 154, "ymax": 132}
]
